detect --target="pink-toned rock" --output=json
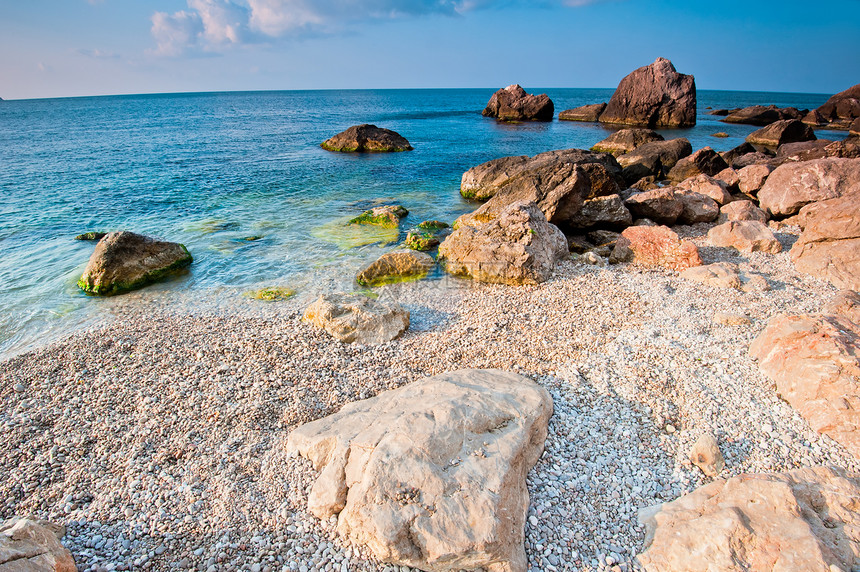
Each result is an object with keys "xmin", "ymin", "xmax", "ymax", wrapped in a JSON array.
[
  {"xmin": 0, "ymin": 517, "xmax": 76, "ymax": 572},
  {"xmin": 612, "ymin": 225, "xmax": 702, "ymax": 271},
  {"xmin": 482, "ymin": 84, "xmax": 554, "ymax": 122},
  {"xmin": 674, "ymin": 190, "xmax": 719, "ymax": 224},
  {"xmin": 757, "ymin": 157, "xmax": 860, "ymax": 217},
  {"xmin": 790, "ymin": 191, "xmax": 860, "ymax": 290},
  {"xmin": 713, "ymin": 167, "xmax": 740, "ymax": 192},
  {"xmin": 558, "ymin": 103, "xmax": 606, "ymax": 122},
  {"xmin": 623, "ymin": 188, "xmax": 684, "ymax": 225},
  {"xmin": 746, "ymin": 119, "xmax": 816, "ymax": 148},
  {"xmin": 675, "ymin": 174, "xmax": 733, "ymax": 205},
  {"xmin": 666, "ymin": 147, "xmax": 729, "ymax": 182},
  {"xmin": 708, "ymin": 221, "xmax": 782, "ymax": 254},
  {"xmin": 637, "ymin": 467, "xmax": 860, "ymax": 572},
  {"xmin": 750, "ymin": 294, "xmax": 860, "ymax": 458},
  {"xmin": 598, "ymin": 57, "xmax": 696, "ymax": 128},
  {"xmin": 737, "ymin": 164, "xmax": 774, "ymax": 195},
  {"xmin": 717, "ymin": 200, "xmax": 768, "ymax": 224}
]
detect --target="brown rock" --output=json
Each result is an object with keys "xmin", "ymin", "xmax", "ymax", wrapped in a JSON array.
[
  {"xmin": 321, "ymin": 124, "xmax": 412, "ymax": 152},
  {"xmin": 720, "ymin": 142, "xmax": 757, "ymax": 168},
  {"xmin": 723, "ymin": 104, "xmax": 803, "ymax": 126},
  {"xmin": 746, "ymin": 119, "xmax": 816, "ymax": 149},
  {"xmin": 736, "ymin": 163, "xmax": 774, "ymax": 195},
  {"xmin": 816, "ymin": 83, "xmax": 860, "ymax": 122},
  {"xmin": 591, "ymin": 128, "xmax": 664, "ymax": 155},
  {"xmin": 750, "ymin": 307, "xmax": 860, "ymax": 458},
  {"xmin": 482, "ymin": 84, "xmax": 554, "ymax": 122},
  {"xmin": 612, "ymin": 225, "xmax": 702, "ymax": 271},
  {"xmin": 460, "ymin": 155, "xmax": 529, "ymax": 200},
  {"xmin": 675, "ymin": 174, "xmax": 732, "ymax": 204},
  {"xmin": 708, "ymin": 221, "xmax": 782, "ymax": 254},
  {"xmin": 77, "ymin": 231, "xmax": 193, "ymax": 296},
  {"xmin": 438, "ymin": 201, "xmax": 568, "ymax": 285},
  {"xmin": 599, "ymin": 58, "xmax": 696, "ymax": 128},
  {"xmin": 825, "ymin": 289, "xmax": 860, "ymax": 324},
  {"xmin": 688, "ymin": 433, "xmax": 724, "ymax": 477},
  {"xmin": 623, "ymin": 188, "xmax": 684, "ymax": 225},
  {"xmin": 0, "ymin": 517, "xmax": 76, "ymax": 572},
  {"xmin": 802, "ymin": 108, "xmax": 827, "ymax": 126},
  {"xmin": 791, "ymin": 191, "xmax": 860, "ymax": 290},
  {"xmin": 558, "ymin": 103, "xmax": 606, "ymax": 122},
  {"xmin": 637, "ymin": 467, "xmax": 860, "ymax": 571},
  {"xmin": 355, "ymin": 250, "xmax": 435, "ymax": 287},
  {"xmin": 851, "ymin": 117, "xmax": 860, "ymax": 136},
  {"xmin": 666, "ymin": 147, "xmax": 729, "ymax": 182},
  {"xmin": 713, "ymin": 168, "xmax": 740, "ymax": 192},
  {"xmin": 616, "ymin": 138, "xmax": 693, "ymax": 183},
  {"xmin": 758, "ymin": 157, "xmax": 860, "ymax": 217},
  {"xmin": 674, "ymin": 190, "xmax": 720, "ymax": 224},
  {"xmin": 567, "ymin": 194, "xmax": 632, "ymax": 230},
  {"xmin": 774, "ymin": 140, "xmax": 834, "ymax": 164},
  {"xmin": 717, "ymin": 200, "xmax": 768, "ymax": 224}
]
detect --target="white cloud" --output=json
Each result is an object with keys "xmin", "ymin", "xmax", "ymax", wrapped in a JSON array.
[{"xmin": 150, "ymin": 0, "xmax": 610, "ymax": 56}]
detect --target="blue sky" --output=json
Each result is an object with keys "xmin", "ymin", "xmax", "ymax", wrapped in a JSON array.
[{"xmin": 1, "ymin": 0, "xmax": 859, "ymax": 100}]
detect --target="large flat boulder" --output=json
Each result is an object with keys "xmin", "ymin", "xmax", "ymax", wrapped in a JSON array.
[
  {"xmin": 746, "ymin": 119, "xmax": 816, "ymax": 149},
  {"xmin": 611, "ymin": 225, "xmax": 702, "ymax": 271},
  {"xmin": 439, "ymin": 201, "xmax": 567, "ymax": 285},
  {"xmin": 624, "ymin": 188, "xmax": 684, "ymax": 225},
  {"xmin": 616, "ymin": 138, "xmax": 693, "ymax": 183},
  {"xmin": 460, "ymin": 149, "xmax": 623, "ymax": 203},
  {"xmin": 0, "ymin": 517, "xmax": 76, "ymax": 572},
  {"xmin": 722, "ymin": 104, "xmax": 804, "ymax": 126},
  {"xmin": 321, "ymin": 124, "xmax": 412, "ymax": 152},
  {"xmin": 591, "ymin": 128, "xmax": 664, "ymax": 155},
  {"xmin": 356, "ymin": 250, "xmax": 435, "ymax": 287},
  {"xmin": 707, "ymin": 220, "xmax": 782, "ymax": 254},
  {"xmin": 598, "ymin": 58, "xmax": 696, "ymax": 128},
  {"xmin": 558, "ymin": 103, "xmax": 606, "ymax": 122},
  {"xmin": 790, "ymin": 191, "xmax": 860, "ymax": 290},
  {"xmin": 482, "ymin": 84, "xmax": 554, "ymax": 122},
  {"xmin": 303, "ymin": 293, "xmax": 409, "ymax": 344},
  {"xmin": 637, "ymin": 466, "xmax": 860, "ymax": 571},
  {"xmin": 285, "ymin": 369, "xmax": 553, "ymax": 572},
  {"xmin": 750, "ymin": 291, "xmax": 860, "ymax": 458},
  {"xmin": 77, "ymin": 231, "xmax": 193, "ymax": 296},
  {"xmin": 757, "ymin": 158, "xmax": 860, "ymax": 217}
]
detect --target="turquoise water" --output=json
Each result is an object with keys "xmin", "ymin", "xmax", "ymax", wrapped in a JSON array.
[{"xmin": 0, "ymin": 88, "xmax": 845, "ymax": 357}]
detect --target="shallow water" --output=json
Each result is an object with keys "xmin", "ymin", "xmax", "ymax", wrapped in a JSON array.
[{"xmin": 0, "ymin": 88, "xmax": 845, "ymax": 357}]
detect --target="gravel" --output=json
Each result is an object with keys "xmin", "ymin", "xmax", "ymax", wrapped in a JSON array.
[{"xmin": 1, "ymin": 221, "xmax": 858, "ymax": 572}]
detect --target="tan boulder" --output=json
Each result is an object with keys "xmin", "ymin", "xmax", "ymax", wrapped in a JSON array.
[
  {"xmin": 707, "ymin": 221, "xmax": 782, "ymax": 254},
  {"xmin": 757, "ymin": 157, "xmax": 860, "ymax": 217},
  {"xmin": 285, "ymin": 369, "xmax": 553, "ymax": 572},
  {"xmin": 790, "ymin": 191, "xmax": 860, "ymax": 290},
  {"xmin": 439, "ymin": 201, "xmax": 567, "ymax": 285},
  {"xmin": 356, "ymin": 250, "xmax": 435, "ymax": 287},
  {"xmin": 460, "ymin": 155, "xmax": 529, "ymax": 200},
  {"xmin": 675, "ymin": 174, "xmax": 733, "ymax": 205},
  {"xmin": 591, "ymin": 128, "xmax": 664, "ymax": 155},
  {"xmin": 713, "ymin": 167, "xmax": 740, "ymax": 192},
  {"xmin": 750, "ymin": 297, "xmax": 860, "ymax": 458},
  {"xmin": 637, "ymin": 467, "xmax": 860, "ymax": 572},
  {"xmin": 612, "ymin": 225, "xmax": 702, "ymax": 271},
  {"xmin": 680, "ymin": 262, "xmax": 768, "ymax": 292},
  {"xmin": 737, "ymin": 164, "xmax": 774, "ymax": 195},
  {"xmin": 674, "ymin": 190, "xmax": 720, "ymax": 224},
  {"xmin": 623, "ymin": 188, "xmax": 684, "ymax": 225},
  {"xmin": 688, "ymin": 433, "xmax": 724, "ymax": 477},
  {"xmin": 0, "ymin": 517, "xmax": 76, "ymax": 572},
  {"xmin": 717, "ymin": 200, "xmax": 768, "ymax": 224},
  {"xmin": 303, "ymin": 293, "xmax": 409, "ymax": 344}
]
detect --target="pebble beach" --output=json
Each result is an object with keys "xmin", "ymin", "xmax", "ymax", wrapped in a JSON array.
[{"xmin": 3, "ymin": 221, "xmax": 858, "ymax": 572}]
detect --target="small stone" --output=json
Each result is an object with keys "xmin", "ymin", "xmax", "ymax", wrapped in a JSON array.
[{"xmin": 688, "ymin": 433, "xmax": 725, "ymax": 477}]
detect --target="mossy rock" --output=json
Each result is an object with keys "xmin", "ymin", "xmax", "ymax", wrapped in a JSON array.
[
  {"xmin": 404, "ymin": 230, "xmax": 440, "ymax": 251},
  {"xmin": 321, "ymin": 124, "xmax": 413, "ymax": 153},
  {"xmin": 417, "ymin": 220, "xmax": 450, "ymax": 231},
  {"xmin": 312, "ymin": 218, "xmax": 400, "ymax": 249},
  {"xmin": 246, "ymin": 286, "xmax": 296, "ymax": 301},
  {"xmin": 348, "ymin": 205, "xmax": 409, "ymax": 229},
  {"xmin": 75, "ymin": 232, "xmax": 108, "ymax": 241},
  {"xmin": 355, "ymin": 250, "xmax": 435, "ymax": 287}
]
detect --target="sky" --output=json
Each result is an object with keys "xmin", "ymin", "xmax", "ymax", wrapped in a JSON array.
[{"xmin": 1, "ymin": 0, "xmax": 859, "ymax": 100}]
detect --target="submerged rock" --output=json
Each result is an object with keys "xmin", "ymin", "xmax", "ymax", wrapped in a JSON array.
[
  {"xmin": 246, "ymin": 286, "xmax": 296, "ymax": 301},
  {"xmin": 321, "ymin": 124, "xmax": 412, "ymax": 152},
  {"xmin": 482, "ymin": 84, "xmax": 554, "ymax": 122},
  {"xmin": 637, "ymin": 467, "xmax": 860, "ymax": 571},
  {"xmin": 355, "ymin": 250, "xmax": 435, "ymax": 287},
  {"xmin": 438, "ymin": 201, "xmax": 567, "ymax": 285},
  {"xmin": 285, "ymin": 368, "xmax": 553, "ymax": 572},
  {"xmin": 348, "ymin": 205, "xmax": 409, "ymax": 228},
  {"xmin": 77, "ymin": 231, "xmax": 192, "ymax": 296},
  {"xmin": 598, "ymin": 57, "xmax": 696, "ymax": 128},
  {"xmin": 302, "ymin": 293, "xmax": 409, "ymax": 344}
]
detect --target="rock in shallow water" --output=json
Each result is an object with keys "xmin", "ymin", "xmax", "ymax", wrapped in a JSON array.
[
  {"xmin": 285, "ymin": 368, "xmax": 553, "ymax": 572},
  {"xmin": 482, "ymin": 84, "xmax": 554, "ymax": 122},
  {"xmin": 77, "ymin": 231, "xmax": 192, "ymax": 295},
  {"xmin": 355, "ymin": 250, "xmax": 435, "ymax": 287},
  {"xmin": 637, "ymin": 466, "xmax": 860, "ymax": 572}
]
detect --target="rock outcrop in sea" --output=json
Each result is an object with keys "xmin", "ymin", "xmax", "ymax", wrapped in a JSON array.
[
  {"xmin": 816, "ymin": 82, "xmax": 860, "ymax": 130},
  {"xmin": 482, "ymin": 84, "xmax": 554, "ymax": 122},
  {"xmin": 598, "ymin": 57, "xmax": 697, "ymax": 128},
  {"xmin": 77, "ymin": 231, "xmax": 192, "ymax": 296},
  {"xmin": 321, "ymin": 124, "xmax": 413, "ymax": 152}
]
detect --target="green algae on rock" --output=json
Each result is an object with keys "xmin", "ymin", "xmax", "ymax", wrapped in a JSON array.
[
  {"xmin": 246, "ymin": 286, "xmax": 296, "ymax": 301},
  {"xmin": 417, "ymin": 220, "xmax": 450, "ymax": 231},
  {"xmin": 74, "ymin": 232, "xmax": 108, "ymax": 241},
  {"xmin": 348, "ymin": 205, "xmax": 409, "ymax": 229},
  {"xmin": 321, "ymin": 124, "xmax": 413, "ymax": 152},
  {"xmin": 404, "ymin": 230, "xmax": 440, "ymax": 251},
  {"xmin": 77, "ymin": 231, "xmax": 193, "ymax": 296},
  {"xmin": 356, "ymin": 250, "xmax": 435, "ymax": 287}
]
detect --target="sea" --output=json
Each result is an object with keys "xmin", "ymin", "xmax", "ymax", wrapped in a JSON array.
[{"xmin": 0, "ymin": 88, "xmax": 848, "ymax": 358}]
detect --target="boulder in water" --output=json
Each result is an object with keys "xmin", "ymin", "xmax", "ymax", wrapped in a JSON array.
[{"xmin": 321, "ymin": 124, "xmax": 412, "ymax": 152}]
